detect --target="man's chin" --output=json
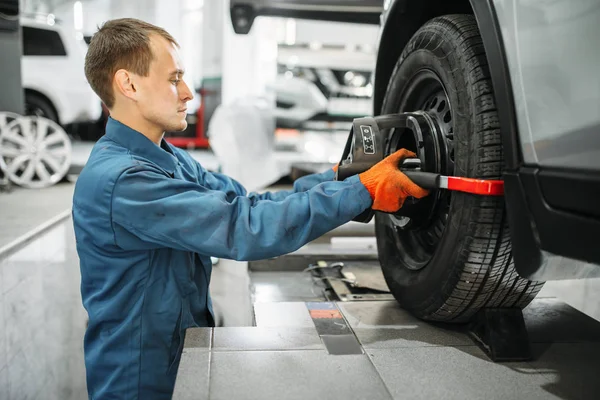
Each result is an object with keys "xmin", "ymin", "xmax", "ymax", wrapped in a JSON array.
[{"xmin": 167, "ymin": 120, "xmax": 188, "ymax": 132}]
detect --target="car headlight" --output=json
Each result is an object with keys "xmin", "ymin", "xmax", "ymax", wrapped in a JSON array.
[
  {"xmin": 278, "ymin": 64, "xmax": 317, "ymax": 82},
  {"xmin": 343, "ymin": 71, "xmax": 368, "ymax": 88}
]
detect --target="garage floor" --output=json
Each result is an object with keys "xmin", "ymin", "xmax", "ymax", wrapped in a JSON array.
[
  {"xmin": 175, "ymin": 296, "xmax": 600, "ymax": 400},
  {"xmin": 1, "ymin": 169, "xmax": 600, "ymax": 399}
]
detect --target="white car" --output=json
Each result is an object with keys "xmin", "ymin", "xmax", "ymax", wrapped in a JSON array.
[
  {"xmin": 20, "ymin": 15, "xmax": 102, "ymax": 126},
  {"xmin": 275, "ymin": 46, "xmax": 374, "ymax": 128}
]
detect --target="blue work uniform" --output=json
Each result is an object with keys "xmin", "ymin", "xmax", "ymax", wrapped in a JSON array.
[{"xmin": 72, "ymin": 117, "xmax": 372, "ymax": 399}]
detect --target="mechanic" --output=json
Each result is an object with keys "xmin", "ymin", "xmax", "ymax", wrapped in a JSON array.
[{"xmin": 72, "ymin": 18, "xmax": 429, "ymax": 400}]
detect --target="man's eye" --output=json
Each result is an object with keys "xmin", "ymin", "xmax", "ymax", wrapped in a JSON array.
[{"xmin": 171, "ymin": 79, "xmax": 180, "ymax": 85}]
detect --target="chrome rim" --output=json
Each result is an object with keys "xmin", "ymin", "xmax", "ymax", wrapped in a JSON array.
[
  {"xmin": 0, "ymin": 116, "xmax": 72, "ymax": 189},
  {"xmin": 0, "ymin": 111, "xmax": 21, "ymax": 132}
]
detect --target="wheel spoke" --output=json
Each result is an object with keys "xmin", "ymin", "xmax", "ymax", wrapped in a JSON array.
[
  {"xmin": 35, "ymin": 161, "xmax": 51, "ymax": 182},
  {"xmin": 35, "ymin": 118, "xmax": 50, "ymax": 144},
  {"xmin": 42, "ymin": 153, "xmax": 62, "ymax": 173},
  {"xmin": 20, "ymin": 118, "xmax": 35, "ymax": 142},
  {"xmin": 7, "ymin": 154, "xmax": 30, "ymax": 174},
  {"xmin": 43, "ymin": 132, "xmax": 65, "ymax": 147},
  {"xmin": 3, "ymin": 132, "xmax": 28, "ymax": 148},
  {"xmin": 0, "ymin": 146, "xmax": 21, "ymax": 157},
  {"xmin": 47, "ymin": 147, "xmax": 69, "ymax": 158},
  {"xmin": 19, "ymin": 159, "xmax": 36, "ymax": 182}
]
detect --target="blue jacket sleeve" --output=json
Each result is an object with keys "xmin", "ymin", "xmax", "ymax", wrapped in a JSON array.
[
  {"xmin": 196, "ymin": 161, "xmax": 337, "ymax": 203},
  {"xmin": 248, "ymin": 169, "xmax": 336, "ymax": 203},
  {"xmin": 111, "ymin": 166, "xmax": 372, "ymax": 261}
]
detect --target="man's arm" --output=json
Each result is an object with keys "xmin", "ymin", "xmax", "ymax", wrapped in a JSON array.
[
  {"xmin": 249, "ymin": 169, "xmax": 336, "ymax": 202},
  {"xmin": 111, "ymin": 165, "xmax": 371, "ymax": 261},
  {"xmin": 195, "ymin": 160, "xmax": 336, "ymax": 203}
]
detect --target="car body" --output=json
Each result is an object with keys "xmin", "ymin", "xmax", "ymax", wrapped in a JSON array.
[
  {"xmin": 231, "ymin": 0, "xmax": 600, "ymax": 283},
  {"xmin": 20, "ymin": 14, "xmax": 102, "ymax": 126}
]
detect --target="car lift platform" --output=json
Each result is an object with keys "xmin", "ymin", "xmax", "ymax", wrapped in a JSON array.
[{"xmin": 173, "ymin": 232, "xmax": 600, "ymax": 400}]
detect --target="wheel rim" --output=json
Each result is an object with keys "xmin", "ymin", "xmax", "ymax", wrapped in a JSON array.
[
  {"xmin": 0, "ymin": 116, "xmax": 72, "ymax": 189},
  {"xmin": 383, "ymin": 69, "xmax": 455, "ymax": 271},
  {"xmin": 0, "ymin": 111, "xmax": 21, "ymax": 132}
]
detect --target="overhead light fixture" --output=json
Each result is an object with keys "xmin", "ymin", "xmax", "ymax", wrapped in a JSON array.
[{"xmin": 74, "ymin": 1, "xmax": 83, "ymax": 31}]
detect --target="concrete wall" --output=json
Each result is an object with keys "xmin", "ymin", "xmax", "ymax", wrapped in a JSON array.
[{"xmin": 0, "ymin": 223, "xmax": 88, "ymax": 400}]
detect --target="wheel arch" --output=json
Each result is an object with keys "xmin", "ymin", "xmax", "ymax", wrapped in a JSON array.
[
  {"xmin": 374, "ymin": 0, "xmax": 520, "ymax": 170},
  {"xmin": 24, "ymin": 88, "xmax": 61, "ymax": 125}
]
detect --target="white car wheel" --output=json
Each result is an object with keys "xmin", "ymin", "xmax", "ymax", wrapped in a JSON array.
[
  {"xmin": 0, "ymin": 116, "xmax": 72, "ymax": 189},
  {"xmin": 0, "ymin": 111, "xmax": 21, "ymax": 131}
]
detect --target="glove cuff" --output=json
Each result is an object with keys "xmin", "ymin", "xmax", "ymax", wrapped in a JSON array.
[{"xmin": 358, "ymin": 171, "xmax": 379, "ymax": 199}]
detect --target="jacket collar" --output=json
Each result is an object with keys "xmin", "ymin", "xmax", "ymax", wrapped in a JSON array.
[{"xmin": 104, "ymin": 117, "xmax": 178, "ymax": 174}]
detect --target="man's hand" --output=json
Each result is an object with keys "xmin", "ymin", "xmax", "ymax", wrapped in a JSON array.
[
  {"xmin": 332, "ymin": 164, "xmax": 338, "ymax": 173},
  {"xmin": 359, "ymin": 149, "xmax": 429, "ymax": 212}
]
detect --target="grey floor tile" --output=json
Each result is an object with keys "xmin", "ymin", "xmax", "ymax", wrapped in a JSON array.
[
  {"xmin": 339, "ymin": 301, "xmax": 472, "ymax": 348},
  {"xmin": 539, "ymin": 279, "xmax": 600, "ymax": 322},
  {"xmin": 523, "ymin": 298, "xmax": 600, "ymax": 343},
  {"xmin": 321, "ymin": 335, "xmax": 363, "ymax": 355},
  {"xmin": 251, "ymin": 271, "xmax": 325, "ymax": 302},
  {"xmin": 184, "ymin": 328, "xmax": 212, "ymax": 349},
  {"xmin": 209, "ymin": 350, "xmax": 392, "ymax": 400},
  {"xmin": 213, "ymin": 327, "xmax": 323, "ymax": 351},
  {"xmin": 253, "ymin": 302, "xmax": 315, "ymax": 328},
  {"xmin": 367, "ymin": 346, "xmax": 555, "ymax": 400},
  {"xmin": 172, "ymin": 350, "xmax": 210, "ymax": 400},
  {"xmin": 529, "ymin": 343, "xmax": 600, "ymax": 400}
]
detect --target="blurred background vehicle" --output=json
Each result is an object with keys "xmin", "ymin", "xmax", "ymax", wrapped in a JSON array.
[
  {"xmin": 20, "ymin": 13, "xmax": 102, "ymax": 127},
  {"xmin": 275, "ymin": 44, "xmax": 373, "ymax": 129}
]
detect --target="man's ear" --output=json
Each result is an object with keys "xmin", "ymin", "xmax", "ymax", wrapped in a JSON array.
[{"xmin": 114, "ymin": 69, "xmax": 138, "ymax": 101}]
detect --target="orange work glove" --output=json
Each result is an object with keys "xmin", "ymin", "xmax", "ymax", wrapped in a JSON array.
[{"xmin": 359, "ymin": 149, "xmax": 429, "ymax": 212}]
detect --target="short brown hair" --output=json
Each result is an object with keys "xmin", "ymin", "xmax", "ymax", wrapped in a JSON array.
[{"xmin": 84, "ymin": 18, "xmax": 179, "ymax": 108}]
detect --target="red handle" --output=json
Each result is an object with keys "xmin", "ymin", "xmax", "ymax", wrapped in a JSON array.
[{"xmin": 445, "ymin": 176, "xmax": 504, "ymax": 196}]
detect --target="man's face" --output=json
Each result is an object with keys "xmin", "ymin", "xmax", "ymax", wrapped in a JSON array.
[{"xmin": 134, "ymin": 35, "xmax": 193, "ymax": 133}]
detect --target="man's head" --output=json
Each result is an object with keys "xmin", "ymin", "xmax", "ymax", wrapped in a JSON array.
[{"xmin": 85, "ymin": 18, "xmax": 193, "ymax": 135}]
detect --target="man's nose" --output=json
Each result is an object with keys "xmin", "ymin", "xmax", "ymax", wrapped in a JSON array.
[{"xmin": 180, "ymin": 80, "xmax": 194, "ymax": 101}]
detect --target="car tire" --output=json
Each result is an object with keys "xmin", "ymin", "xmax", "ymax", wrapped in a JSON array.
[
  {"xmin": 25, "ymin": 92, "xmax": 59, "ymax": 123},
  {"xmin": 376, "ymin": 14, "xmax": 544, "ymax": 323}
]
